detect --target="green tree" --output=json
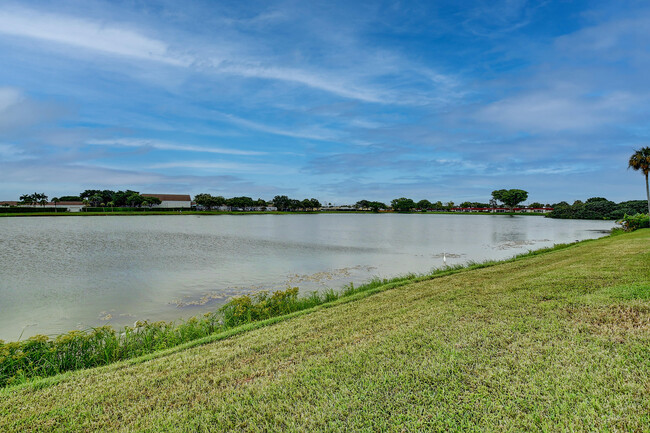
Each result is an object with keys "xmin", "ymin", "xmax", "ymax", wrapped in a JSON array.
[
  {"xmin": 289, "ymin": 199, "xmax": 301, "ymax": 210},
  {"xmin": 101, "ymin": 190, "xmax": 116, "ymax": 204},
  {"xmin": 491, "ymin": 189, "xmax": 529, "ymax": 209},
  {"xmin": 355, "ymin": 200, "xmax": 370, "ymax": 209},
  {"xmin": 628, "ymin": 147, "xmax": 650, "ymax": 215},
  {"xmin": 112, "ymin": 190, "xmax": 139, "ymax": 207},
  {"xmin": 126, "ymin": 193, "xmax": 144, "ymax": 207},
  {"xmin": 19, "ymin": 193, "xmax": 34, "ymax": 206},
  {"xmin": 88, "ymin": 194, "xmax": 104, "ymax": 207},
  {"xmin": 143, "ymin": 196, "xmax": 161, "ymax": 208},
  {"xmin": 301, "ymin": 199, "xmax": 313, "ymax": 210},
  {"xmin": 417, "ymin": 199, "xmax": 432, "ymax": 211},
  {"xmin": 36, "ymin": 193, "xmax": 48, "ymax": 206},
  {"xmin": 233, "ymin": 196, "xmax": 254, "ymax": 210},
  {"xmin": 194, "ymin": 193, "xmax": 215, "ymax": 210},
  {"xmin": 51, "ymin": 197, "xmax": 60, "ymax": 212},
  {"xmin": 80, "ymin": 190, "xmax": 102, "ymax": 200},
  {"xmin": 273, "ymin": 195, "xmax": 291, "ymax": 211},
  {"xmin": 19, "ymin": 193, "xmax": 48, "ymax": 206},
  {"xmin": 391, "ymin": 197, "xmax": 416, "ymax": 212}
]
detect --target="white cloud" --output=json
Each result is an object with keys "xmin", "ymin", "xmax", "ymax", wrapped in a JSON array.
[
  {"xmin": 87, "ymin": 138, "xmax": 266, "ymax": 156},
  {"xmin": 0, "ymin": 8, "xmax": 189, "ymax": 66},
  {"xmin": 0, "ymin": 7, "xmax": 456, "ymax": 105},
  {"xmin": 0, "ymin": 87, "xmax": 23, "ymax": 111},
  {"xmin": 555, "ymin": 13, "xmax": 650, "ymax": 59},
  {"xmin": 148, "ymin": 160, "xmax": 290, "ymax": 173},
  {"xmin": 219, "ymin": 63, "xmax": 385, "ymax": 103},
  {"xmin": 475, "ymin": 89, "xmax": 637, "ymax": 133},
  {"xmin": 522, "ymin": 165, "xmax": 597, "ymax": 175},
  {"xmin": 0, "ymin": 143, "xmax": 27, "ymax": 161},
  {"xmin": 0, "ymin": 87, "xmax": 61, "ymax": 133},
  {"xmin": 214, "ymin": 112, "xmax": 341, "ymax": 141}
]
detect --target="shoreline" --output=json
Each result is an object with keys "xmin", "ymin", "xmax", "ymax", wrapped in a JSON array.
[
  {"xmin": 2, "ymin": 228, "xmax": 648, "ymax": 431},
  {"xmin": 1, "ymin": 210, "xmax": 550, "ymax": 217},
  {"xmin": 0, "ymin": 234, "xmax": 608, "ymax": 389}
]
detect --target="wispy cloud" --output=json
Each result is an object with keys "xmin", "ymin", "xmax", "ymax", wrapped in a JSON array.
[
  {"xmin": 0, "ymin": 8, "xmax": 190, "ymax": 66},
  {"xmin": 213, "ymin": 112, "xmax": 341, "ymax": 142},
  {"xmin": 148, "ymin": 160, "xmax": 291, "ymax": 173},
  {"xmin": 87, "ymin": 138, "xmax": 266, "ymax": 156},
  {"xmin": 0, "ymin": 143, "xmax": 28, "ymax": 161},
  {"xmin": 0, "ymin": 6, "xmax": 456, "ymax": 106},
  {"xmin": 474, "ymin": 87, "xmax": 639, "ymax": 133},
  {"xmin": 218, "ymin": 63, "xmax": 386, "ymax": 103},
  {"xmin": 0, "ymin": 159, "xmax": 283, "ymax": 196}
]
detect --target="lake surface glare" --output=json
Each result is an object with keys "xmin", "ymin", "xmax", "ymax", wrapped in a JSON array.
[{"xmin": 0, "ymin": 214, "xmax": 614, "ymax": 340}]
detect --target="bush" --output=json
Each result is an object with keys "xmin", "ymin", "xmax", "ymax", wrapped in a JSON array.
[
  {"xmin": 220, "ymin": 287, "xmax": 301, "ymax": 327},
  {"xmin": 617, "ymin": 213, "xmax": 650, "ymax": 231}
]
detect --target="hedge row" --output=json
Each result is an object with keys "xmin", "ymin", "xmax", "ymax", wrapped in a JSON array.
[
  {"xmin": 0, "ymin": 207, "xmax": 63, "ymax": 213},
  {"xmin": 84, "ymin": 207, "xmax": 190, "ymax": 212}
]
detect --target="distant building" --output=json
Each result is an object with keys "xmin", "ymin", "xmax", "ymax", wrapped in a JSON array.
[
  {"xmin": 51, "ymin": 201, "xmax": 84, "ymax": 212},
  {"xmin": 450, "ymin": 206, "xmax": 553, "ymax": 214},
  {"xmin": 141, "ymin": 194, "xmax": 192, "ymax": 208},
  {"xmin": 1, "ymin": 200, "xmax": 84, "ymax": 212}
]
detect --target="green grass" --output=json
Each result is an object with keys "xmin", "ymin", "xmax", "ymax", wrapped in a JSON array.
[{"xmin": 1, "ymin": 230, "xmax": 649, "ymax": 431}]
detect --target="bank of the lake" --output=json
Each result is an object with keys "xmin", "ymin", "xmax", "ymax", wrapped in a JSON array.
[
  {"xmin": 2, "ymin": 229, "xmax": 648, "ymax": 432},
  {"xmin": 0, "ymin": 210, "xmax": 548, "ymax": 217}
]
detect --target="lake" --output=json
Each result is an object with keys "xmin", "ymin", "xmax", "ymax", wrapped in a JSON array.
[{"xmin": 0, "ymin": 214, "xmax": 615, "ymax": 340}]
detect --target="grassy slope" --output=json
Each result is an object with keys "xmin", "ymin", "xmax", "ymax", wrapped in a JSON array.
[{"xmin": 1, "ymin": 230, "xmax": 649, "ymax": 432}]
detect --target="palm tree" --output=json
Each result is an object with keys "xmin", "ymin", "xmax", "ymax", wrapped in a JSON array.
[
  {"xmin": 52, "ymin": 197, "xmax": 60, "ymax": 212},
  {"xmin": 628, "ymin": 147, "xmax": 650, "ymax": 215}
]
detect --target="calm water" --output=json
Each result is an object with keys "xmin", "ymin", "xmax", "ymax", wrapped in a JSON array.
[{"xmin": 0, "ymin": 214, "xmax": 614, "ymax": 340}]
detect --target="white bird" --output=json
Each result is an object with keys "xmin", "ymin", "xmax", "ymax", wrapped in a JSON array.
[{"xmin": 443, "ymin": 253, "xmax": 447, "ymax": 265}]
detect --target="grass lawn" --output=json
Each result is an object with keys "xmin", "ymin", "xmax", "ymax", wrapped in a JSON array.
[{"xmin": 1, "ymin": 230, "xmax": 649, "ymax": 432}]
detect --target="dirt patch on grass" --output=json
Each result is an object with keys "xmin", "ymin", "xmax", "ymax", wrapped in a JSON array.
[{"xmin": 568, "ymin": 304, "xmax": 650, "ymax": 340}]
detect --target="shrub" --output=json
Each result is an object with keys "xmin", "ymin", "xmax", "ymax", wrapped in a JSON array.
[{"xmin": 617, "ymin": 213, "xmax": 650, "ymax": 231}]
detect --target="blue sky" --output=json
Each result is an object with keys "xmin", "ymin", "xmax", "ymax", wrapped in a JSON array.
[{"xmin": 0, "ymin": 0, "xmax": 648, "ymax": 204}]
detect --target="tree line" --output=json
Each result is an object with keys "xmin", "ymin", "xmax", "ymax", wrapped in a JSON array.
[
  {"xmin": 12, "ymin": 189, "xmax": 534, "ymax": 212},
  {"xmin": 375, "ymin": 190, "xmax": 532, "ymax": 213},
  {"xmin": 14, "ymin": 190, "xmax": 163, "ymax": 208},
  {"xmin": 77, "ymin": 190, "xmax": 161, "ymax": 207},
  {"xmin": 193, "ymin": 194, "xmax": 322, "ymax": 211},
  {"xmin": 547, "ymin": 198, "xmax": 648, "ymax": 220}
]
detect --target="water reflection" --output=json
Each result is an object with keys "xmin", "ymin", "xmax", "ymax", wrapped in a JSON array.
[{"xmin": 0, "ymin": 214, "xmax": 614, "ymax": 340}]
